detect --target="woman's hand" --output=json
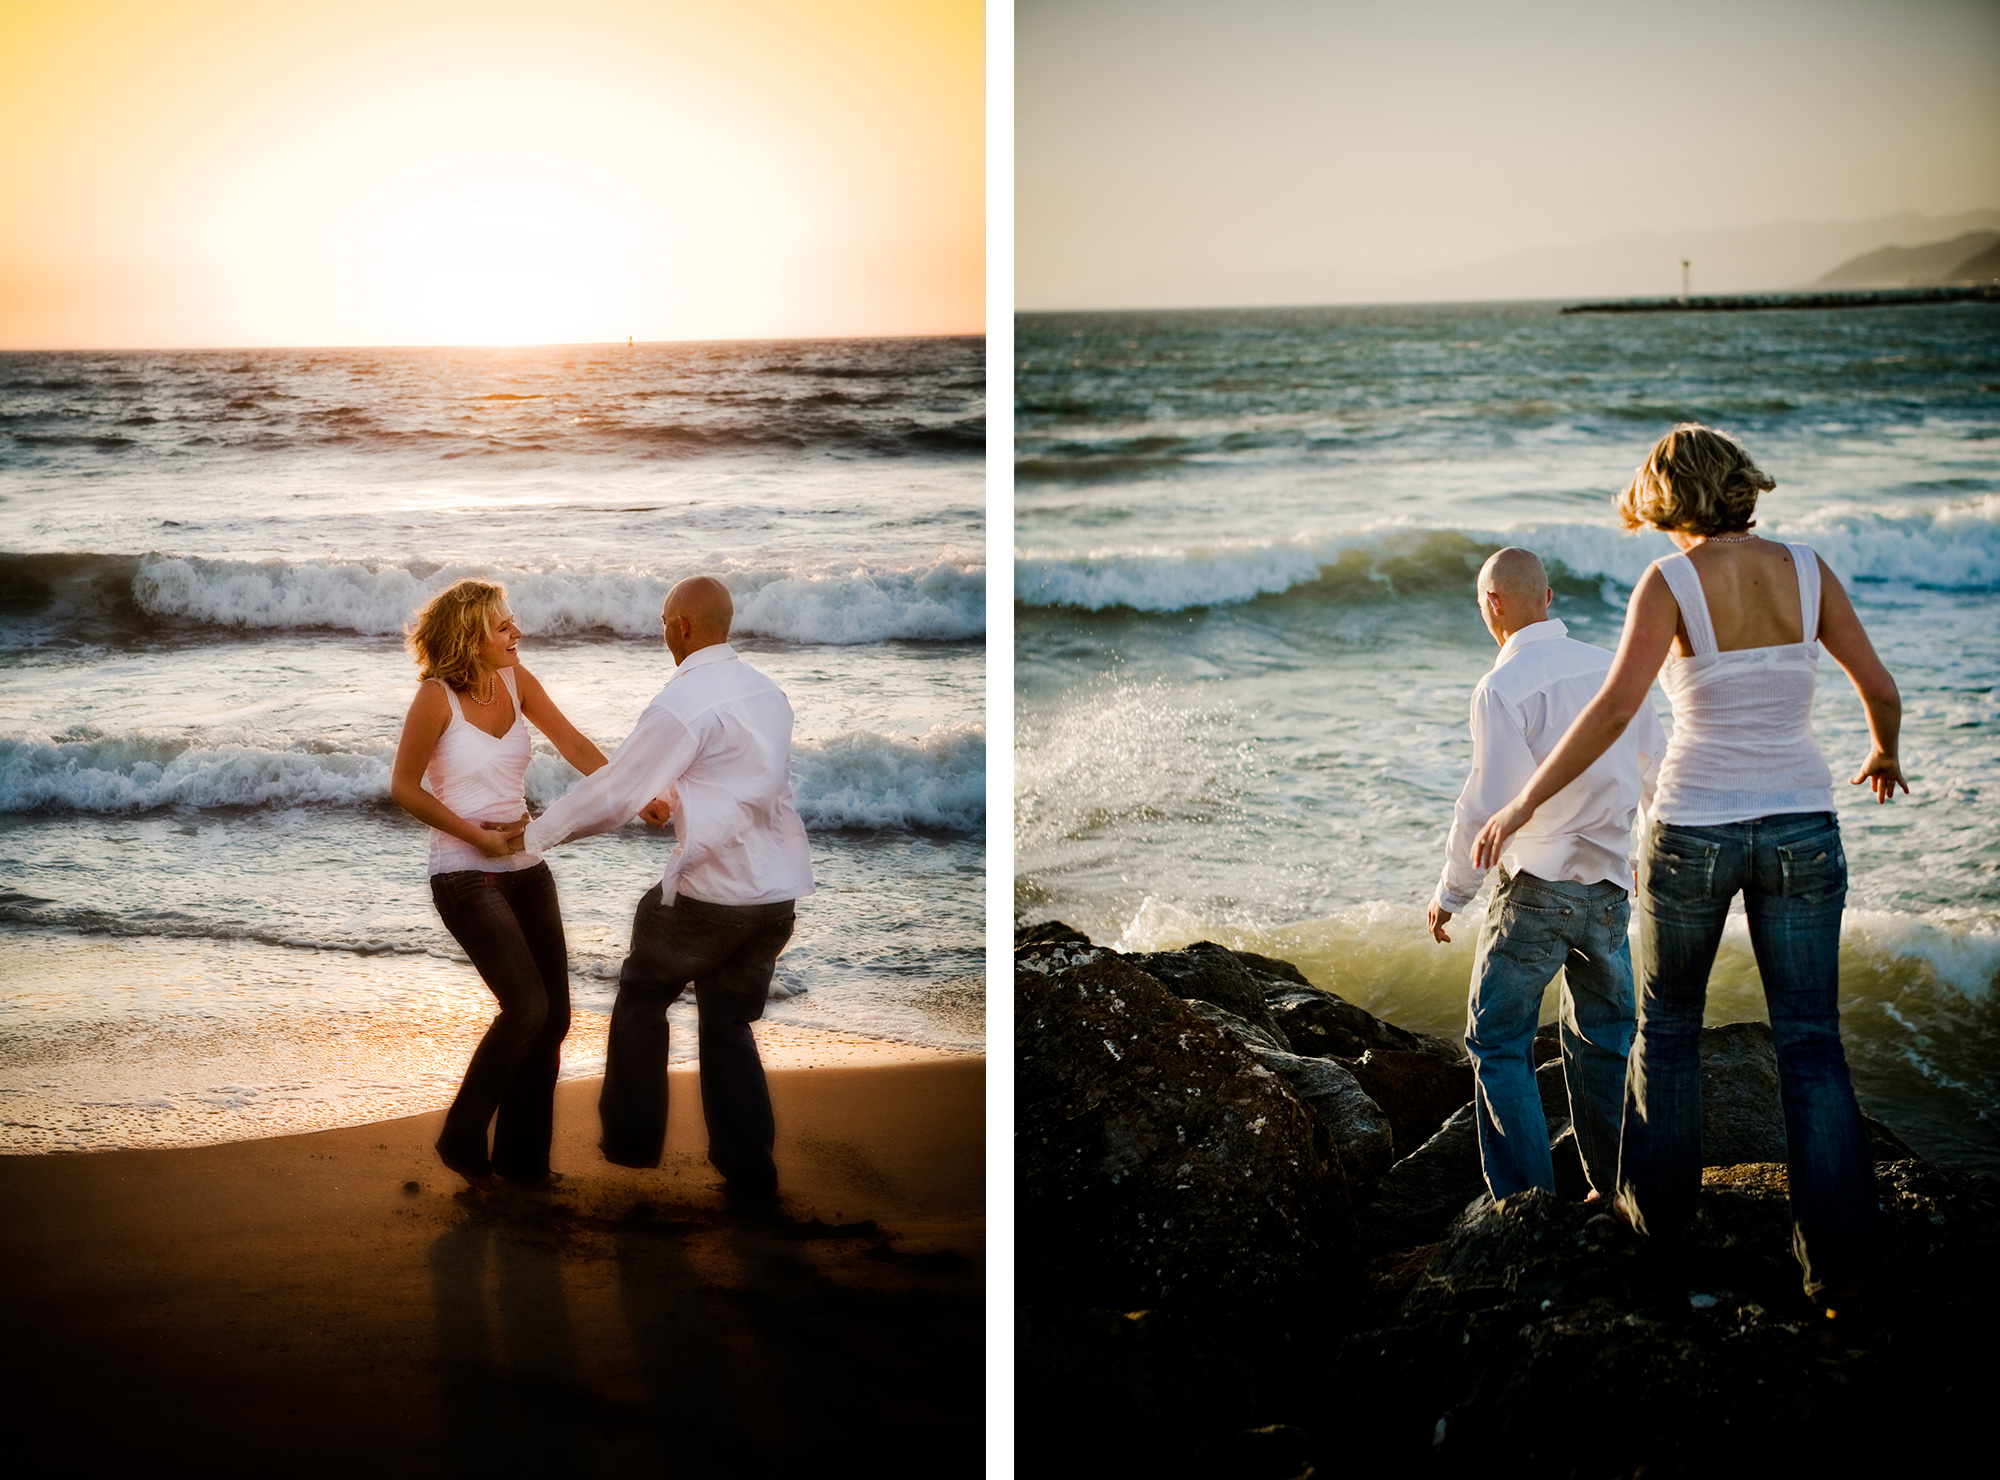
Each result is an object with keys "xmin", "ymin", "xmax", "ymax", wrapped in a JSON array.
[
  {"xmin": 476, "ymin": 813, "xmax": 531, "ymax": 857},
  {"xmin": 1850, "ymin": 750, "xmax": 1908, "ymax": 804},
  {"xmin": 1472, "ymin": 797, "xmax": 1535, "ymax": 870}
]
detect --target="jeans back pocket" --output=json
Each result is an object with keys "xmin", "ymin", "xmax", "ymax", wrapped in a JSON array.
[{"xmin": 1776, "ymin": 837, "xmax": 1846, "ymax": 904}]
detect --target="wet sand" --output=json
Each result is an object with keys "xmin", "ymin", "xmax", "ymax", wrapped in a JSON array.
[{"xmin": 0, "ymin": 1058, "xmax": 985, "ymax": 1476}]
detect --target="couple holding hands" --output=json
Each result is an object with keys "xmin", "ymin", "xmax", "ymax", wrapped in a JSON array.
[
  {"xmin": 1429, "ymin": 423, "xmax": 1906, "ymax": 1313},
  {"xmin": 389, "ymin": 574, "xmax": 811, "ymax": 1204}
]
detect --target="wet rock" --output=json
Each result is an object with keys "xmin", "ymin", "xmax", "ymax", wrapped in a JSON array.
[
  {"xmin": 1322, "ymin": 1161, "xmax": 2000, "ymax": 1471},
  {"xmin": 1357, "ymin": 1060, "xmax": 1575, "ymax": 1253},
  {"xmin": 1185, "ymin": 999, "xmax": 1291, "ymax": 1056},
  {"xmin": 1016, "ymin": 1304, "xmax": 1267, "ymax": 1478},
  {"xmin": 1017, "ymin": 950, "xmax": 1354, "ymax": 1317},
  {"xmin": 1346, "ymin": 1050, "xmax": 1477, "ymax": 1160},
  {"xmin": 1249, "ymin": 1048, "xmax": 1397, "ymax": 1191},
  {"xmin": 1228, "ymin": 950, "xmax": 1312, "ymax": 988},
  {"xmin": 1016, "ymin": 919, "xmax": 1094, "ymax": 951},
  {"xmin": 1265, "ymin": 985, "xmax": 1464, "ymax": 1064},
  {"xmin": 1127, "ymin": 942, "xmax": 1292, "ymax": 1045},
  {"xmin": 1700, "ymin": 1021, "xmax": 1923, "ymax": 1166},
  {"xmin": 1190, "ymin": 1423, "xmax": 1317, "ymax": 1480}
]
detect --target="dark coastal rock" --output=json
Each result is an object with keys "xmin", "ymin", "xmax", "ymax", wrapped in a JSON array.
[
  {"xmin": 1345, "ymin": 1050, "xmax": 1476, "ymax": 1160},
  {"xmin": 1228, "ymin": 950, "xmax": 1312, "ymax": 988},
  {"xmin": 1265, "ymin": 986, "xmax": 1461, "ymax": 1064},
  {"xmin": 1016, "ymin": 918, "xmax": 1094, "ymax": 951},
  {"xmin": 1356, "ymin": 1060, "xmax": 1574, "ymax": 1253},
  {"xmin": 1321, "ymin": 1161, "xmax": 2000, "ymax": 1471},
  {"xmin": 1248, "ymin": 1048, "xmax": 1397, "ymax": 1191},
  {"xmin": 1185, "ymin": 999, "xmax": 1291, "ymax": 1056},
  {"xmin": 1017, "ymin": 949, "xmax": 1354, "ymax": 1317},
  {"xmin": 1015, "ymin": 1304, "xmax": 1268, "ymax": 1477},
  {"xmin": 1701, "ymin": 1021, "xmax": 1921, "ymax": 1166},
  {"xmin": 1127, "ymin": 942, "xmax": 1292, "ymax": 1045}
]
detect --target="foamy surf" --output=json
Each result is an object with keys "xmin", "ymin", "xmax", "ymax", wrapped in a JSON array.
[
  {"xmin": 0, "ymin": 724, "xmax": 984, "ymax": 833},
  {"xmin": 127, "ymin": 550, "xmax": 985, "ymax": 644}
]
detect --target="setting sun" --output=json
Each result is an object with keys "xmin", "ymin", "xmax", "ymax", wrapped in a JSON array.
[{"xmin": 0, "ymin": 0, "xmax": 983, "ymax": 347}]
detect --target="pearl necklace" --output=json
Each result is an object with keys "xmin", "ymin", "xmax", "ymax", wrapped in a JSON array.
[
  {"xmin": 1699, "ymin": 531, "xmax": 1757, "ymax": 544},
  {"xmin": 464, "ymin": 671, "xmax": 497, "ymax": 705}
]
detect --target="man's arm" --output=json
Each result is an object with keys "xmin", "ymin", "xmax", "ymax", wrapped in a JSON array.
[
  {"xmin": 1433, "ymin": 685, "xmax": 1538, "ymax": 919},
  {"xmin": 522, "ymin": 702, "xmax": 700, "ymax": 855},
  {"xmin": 1635, "ymin": 690, "xmax": 1666, "ymax": 816}
]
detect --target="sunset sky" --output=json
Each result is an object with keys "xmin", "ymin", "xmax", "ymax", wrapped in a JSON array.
[
  {"xmin": 1020, "ymin": 0, "xmax": 2000, "ymax": 308},
  {"xmin": 0, "ymin": 0, "xmax": 984, "ymax": 348}
]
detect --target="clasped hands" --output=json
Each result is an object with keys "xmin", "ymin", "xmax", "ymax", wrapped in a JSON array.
[{"xmin": 476, "ymin": 795, "xmax": 674, "ymax": 856}]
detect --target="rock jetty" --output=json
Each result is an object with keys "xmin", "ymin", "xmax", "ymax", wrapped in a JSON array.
[{"xmin": 1015, "ymin": 923, "xmax": 2000, "ymax": 1478}]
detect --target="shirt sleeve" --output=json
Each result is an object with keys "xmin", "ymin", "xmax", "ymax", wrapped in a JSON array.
[
  {"xmin": 1434, "ymin": 684, "xmax": 1539, "ymax": 914},
  {"xmin": 1634, "ymin": 689, "xmax": 1667, "ymax": 817},
  {"xmin": 523, "ymin": 702, "xmax": 698, "ymax": 855}
]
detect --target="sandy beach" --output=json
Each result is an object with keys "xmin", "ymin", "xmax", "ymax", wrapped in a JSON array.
[{"xmin": 0, "ymin": 1056, "xmax": 984, "ymax": 1477}]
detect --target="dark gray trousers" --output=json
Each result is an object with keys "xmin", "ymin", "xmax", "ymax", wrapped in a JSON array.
[{"xmin": 600, "ymin": 886, "xmax": 796, "ymax": 1193}]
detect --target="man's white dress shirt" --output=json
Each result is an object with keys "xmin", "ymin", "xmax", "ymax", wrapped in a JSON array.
[
  {"xmin": 1433, "ymin": 619, "xmax": 1665, "ymax": 915},
  {"xmin": 522, "ymin": 644, "xmax": 814, "ymax": 906}
]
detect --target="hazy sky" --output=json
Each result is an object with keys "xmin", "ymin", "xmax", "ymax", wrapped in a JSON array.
[
  {"xmin": 0, "ymin": 0, "xmax": 983, "ymax": 348},
  {"xmin": 1019, "ymin": 0, "xmax": 2000, "ymax": 309}
]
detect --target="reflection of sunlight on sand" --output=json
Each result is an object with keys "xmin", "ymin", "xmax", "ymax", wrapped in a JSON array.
[{"xmin": 0, "ymin": 930, "xmax": 970, "ymax": 1152}]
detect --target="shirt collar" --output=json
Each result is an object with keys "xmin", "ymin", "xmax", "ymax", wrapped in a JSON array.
[
  {"xmin": 1496, "ymin": 618, "xmax": 1567, "ymax": 665},
  {"xmin": 670, "ymin": 641, "xmax": 738, "ymax": 677}
]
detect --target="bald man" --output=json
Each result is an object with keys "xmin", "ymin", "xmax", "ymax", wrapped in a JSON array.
[
  {"xmin": 514, "ymin": 575, "xmax": 813, "ymax": 1201},
  {"xmin": 1429, "ymin": 547, "xmax": 1664, "ymax": 1203}
]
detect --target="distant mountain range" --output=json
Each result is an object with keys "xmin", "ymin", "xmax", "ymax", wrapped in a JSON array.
[
  {"xmin": 1815, "ymin": 230, "xmax": 2000, "ymax": 287},
  {"xmin": 1392, "ymin": 209, "xmax": 2000, "ymax": 302}
]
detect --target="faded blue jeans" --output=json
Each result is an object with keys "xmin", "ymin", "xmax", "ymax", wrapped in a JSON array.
[
  {"xmin": 1467, "ymin": 868, "xmax": 1636, "ymax": 1200},
  {"xmin": 1616, "ymin": 811, "xmax": 1878, "ymax": 1297}
]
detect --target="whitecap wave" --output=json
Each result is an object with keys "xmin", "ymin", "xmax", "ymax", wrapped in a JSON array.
[
  {"xmin": 0, "ymin": 725, "xmax": 984, "ymax": 833},
  {"xmin": 1017, "ymin": 495, "xmax": 2000, "ymax": 612},
  {"xmin": 129, "ymin": 551, "xmax": 985, "ymax": 645}
]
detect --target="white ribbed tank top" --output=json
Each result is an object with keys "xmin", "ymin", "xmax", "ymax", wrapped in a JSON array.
[
  {"xmin": 425, "ymin": 667, "xmax": 543, "ymax": 876},
  {"xmin": 1650, "ymin": 541, "xmax": 1835, "ymax": 825}
]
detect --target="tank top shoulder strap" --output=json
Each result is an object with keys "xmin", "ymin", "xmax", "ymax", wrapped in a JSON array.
[
  {"xmin": 433, "ymin": 677, "xmax": 463, "ymax": 722},
  {"xmin": 1786, "ymin": 542, "xmax": 1821, "ymax": 645},
  {"xmin": 499, "ymin": 666, "xmax": 520, "ymax": 699},
  {"xmin": 1654, "ymin": 551, "xmax": 1717, "ymax": 656}
]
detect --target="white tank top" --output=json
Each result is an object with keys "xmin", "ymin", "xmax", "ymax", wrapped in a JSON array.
[
  {"xmin": 1650, "ymin": 541, "xmax": 1835, "ymax": 825},
  {"xmin": 424, "ymin": 668, "xmax": 543, "ymax": 876}
]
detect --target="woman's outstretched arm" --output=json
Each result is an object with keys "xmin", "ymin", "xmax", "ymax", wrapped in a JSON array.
[
  {"xmin": 1472, "ymin": 565, "xmax": 1681, "ymax": 869},
  {"xmin": 389, "ymin": 681, "xmax": 519, "ymax": 858},
  {"xmin": 514, "ymin": 665, "xmax": 611, "ymax": 775},
  {"xmin": 1814, "ymin": 554, "xmax": 1907, "ymax": 803}
]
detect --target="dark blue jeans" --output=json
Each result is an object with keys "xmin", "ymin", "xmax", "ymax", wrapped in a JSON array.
[
  {"xmin": 1617, "ymin": 811, "xmax": 1877, "ymax": 1296},
  {"xmin": 430, "ymin": 863, "xmax": 572, "ymax": 1180},
  {"xmin": 600, "ymin": 887, "xmax": 796, "ymax": 1195}
]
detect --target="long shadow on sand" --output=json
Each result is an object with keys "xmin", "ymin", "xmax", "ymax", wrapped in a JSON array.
[{"xmin": 429, "ymin": 1189, "xmax": 980, "ymax": 1477}]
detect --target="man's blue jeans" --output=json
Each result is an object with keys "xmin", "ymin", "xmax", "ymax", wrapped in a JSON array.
[
  {"xmin": 1467, "ymin": 868, "xmax": 1636, "ymax": 1200},
  {"xmin": 1616, "ymin": 811, "xmax": 1877, "ymax": 1297}
]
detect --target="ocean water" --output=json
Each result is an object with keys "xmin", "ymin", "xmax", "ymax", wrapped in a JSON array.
[
  {"xmin": 1, "ymin": 337, "xmax": 985, "ymax": 1150},
  {"xmin": 1016, "ymin": 301, "xmax": 2000, "ymax": 1172}
]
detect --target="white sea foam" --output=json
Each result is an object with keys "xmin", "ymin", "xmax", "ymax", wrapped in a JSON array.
[
  {"xmin": 1017, "ymin": 495, "xmax": 2000, "ymax": 611},
  {"xmin": 0, "ymin": 725, "xmax": 983, "ymax": 832},
  {"xmin": 130, "ymin": 551, "xmax": 985, "ymax": 645},
  {"xmin": 791, "ymin": 722, "xmax": 986, "ymax": 832}
]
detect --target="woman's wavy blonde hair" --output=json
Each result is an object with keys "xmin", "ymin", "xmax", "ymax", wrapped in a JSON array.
[
  {"xmin": 1616, "ymin": 423, "xmax": 1775, "ymax": 536},
  {"xmin": 408, "ymin": 579, "xmax": 507, "ymax": 691}
]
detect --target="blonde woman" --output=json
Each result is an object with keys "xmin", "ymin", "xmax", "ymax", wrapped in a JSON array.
[
  {"xmin": 391, "ymin": 579, "xmax": 611, "ymax": 1186},
  {"xmin": 1471, "ymin": 424, "xmax": 1905, "ymax": 1310}
]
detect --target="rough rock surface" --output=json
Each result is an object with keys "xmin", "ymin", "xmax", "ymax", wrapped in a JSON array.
[
  {"xmin": 1321, "ymin": 1161, "xmax": 2000, "ymax": 1472},
  {"xmin": 1698, "ymin": 1020, "xmax": 1917, "ymax": 1164},
  {"xmin": 1184, "ymin": 999, "xmax": 1289, "ymax": 1056},
  {"xmin": 1249, "ymin": 1048, "xmax": 1397, "ymax": 1191},
  {"xmin": 1266, "ymin": 986, "xmax": 1463, "ymax": 1063},
  {"xmin": 1017, "ymin": 948, "xmax": 1353, "ymax": 1317},
  {"xmin": 1126, "ymin": 942, "xmax": 1292, "ymax": 1045},
  {"xmin": 1344, "ymin": 1050, "xmax": 1476, "ymax": 1160}
]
